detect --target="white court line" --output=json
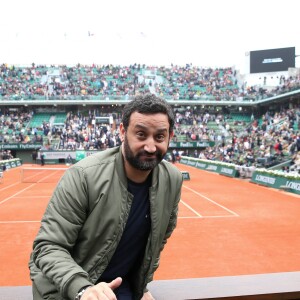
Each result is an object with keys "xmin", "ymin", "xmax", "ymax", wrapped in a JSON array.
[
  {"xmin": 178, "ymin": 216, "xmax": 201, "ymax": 219},
  {"xmin": 202, "ymin": 215, "xmax": 238, "ymax": 218},
  {"xmin": 9, "ymin": 196, "xmax": 50, "ymax": 198},
  {"xmin": 180, "ymin": 199, "xmax": 203, "ymax": 217},
  {"xmin": 0, "ymin": 220, "xmax": 40, "ymax": 224},
  {"xmin": 23, "ymin": 169, "xmax": 62, "ymax": 182},
  {"xmin": 0, "ymin": 184, "xmax": 36, "ymax": 205},
  {"xmin": 0, "ymin": 170, "xmax": 61, "ymax": 206},
  {"xmin": 0, "ymin": 182, "xmax": 21, "ymax": 192},
  {"xmin": 183, "ymin": 184, "xmax": 239, "ymax": 217},
  {"xmin": 178, "ymin": 215, "xmax": 237, "ymax": 219}
]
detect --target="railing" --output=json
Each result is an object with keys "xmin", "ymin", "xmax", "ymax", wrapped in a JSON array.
[
  {"xmin": 1, "ymin": 272, "xmax": 299, "ymax": 300},
  {"xmin": 148, "ymin": 272, "xmax": 300, "ymax": 299}
]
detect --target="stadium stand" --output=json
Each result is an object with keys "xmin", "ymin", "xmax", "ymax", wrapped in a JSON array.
[
  {"xmin": 1, "ymin": 63, "xmax": 300, "ymax": 173},
  {"xmin": 1, "ymin": 63, "xmax": 300, "ymax": 101}
]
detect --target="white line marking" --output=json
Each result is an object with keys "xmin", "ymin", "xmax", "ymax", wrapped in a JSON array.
[
  {"xmin": 0, "ymin": 182, "xmax": 21, "ymax": 192},
  {"xmin": 180, "ymin": 199, "xmax": 203, "ymax": 217},
  {"xmin": 6, "ymin": 196, "xmax": 50, "ymax": 199},
  {"xmin": 22, "ymin": 169, "xmax": 63, "ymax": 183},
  {"xmin": 178, "ymin": 216, "xmax": 201, "ymax": 219},
  {"xmin": 0, "ymin": 220, "xmax": 40, "ymax": 224},
  {"xmin": 201, "ymin": 215, "xmax": 238, "ymax": 218},
  {"xmin": 183, "ymin": 184, "xmax": 239, "ymax": 217},
  {"xmin": 178, "ymin": 215, "xmax": 238, "ymax": 219},
  {"xmin": 0, "ymin": 184, "xmax": 36, "ymax": 205}
]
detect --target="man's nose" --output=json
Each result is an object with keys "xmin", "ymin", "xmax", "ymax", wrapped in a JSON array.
[{"xmin": 144, "ymin": 138, "xmax": 156, "ymax": 153}]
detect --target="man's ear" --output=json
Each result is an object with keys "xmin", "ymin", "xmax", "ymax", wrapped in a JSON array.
[
  {"xmin": 169, "ymin": 131, "xmax": 174, "ymax": 140},
  {"xmin": 119, "ymin": 123, "xmax": 125, "ymax": 142}
]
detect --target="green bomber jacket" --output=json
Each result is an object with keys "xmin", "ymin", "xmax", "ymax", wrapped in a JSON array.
[{"xmin": 29, "ymin": 146, "xmax": 183, "ymax": 300}]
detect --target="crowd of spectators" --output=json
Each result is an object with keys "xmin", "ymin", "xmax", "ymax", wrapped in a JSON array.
[
  {"xmin": 1, "ymin": 103, "xmax": 300, "ymax": 175},
  {"xmin": 1, "ymin": 62, "xmax": 300, "ymax": 174},
  {"xmin": 0, "ymin": 149, "xmax": 14, "ymax": 173},
  {"xmin": 0, "ymin": 63, "xmax": 151, "ymax": 100},
  {"xmin": 178, "ymin": 107, "xmax": 300, "ymax": 175},
  {"xmin": 154, "ymin": 66, "xmax": 238, "ymax": 100},
  {"xmin": 0, "ymin": 109, "xmax": 43, "ymax": 144},
  {"xmin": 0, "ymin": 150, "xmax": 14, "ymax": 160},
  {"xmin": 1, "ymin": 63, "xmax": 300, "ymax": 101},
  {"xmin": 52, "ymin": 111, "xmax": 122, "ymax": 151}
]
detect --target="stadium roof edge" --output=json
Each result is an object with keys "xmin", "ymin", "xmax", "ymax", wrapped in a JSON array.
[{"xmin": 0, "ymin": 90, "xmax": 299, "ymax": 107}]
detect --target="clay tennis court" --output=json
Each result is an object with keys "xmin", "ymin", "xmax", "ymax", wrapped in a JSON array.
[{"xmin": 0, "ymin": 163, "xmax": 300, "ymax": 290}]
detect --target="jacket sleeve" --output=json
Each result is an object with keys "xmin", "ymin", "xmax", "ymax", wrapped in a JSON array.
[{"xmin": 31, "ymin": 166, "xmax": 93, "ymax": 299}]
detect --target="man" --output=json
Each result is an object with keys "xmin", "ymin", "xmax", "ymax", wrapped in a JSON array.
[
  {"xmin": 40, "ymin": 151, "xmax": 45, "ymax": 166},
  {"xmin": 32, "ymin": 150, "xmax": 37, "ymax": 164},
  {"xmin": 29, "ymin": 94, "xmax": 183, "ymax": 300},
  {"xmin": 0, "ymin": 164, "xmax": 4, "ymax": 183}
]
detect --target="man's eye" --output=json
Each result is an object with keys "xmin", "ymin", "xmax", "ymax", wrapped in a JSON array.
[
  {"xmin": 137, "ymin": 132, "xmax": 145, "ymax": 138},
  {"xmin": 157, "ymin": 135, "xmax": 165, "ymax": 141}
]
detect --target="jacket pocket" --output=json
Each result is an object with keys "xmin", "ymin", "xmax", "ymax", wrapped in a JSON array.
[{"xmin": 32, "ymin": 270, "xmax": 63, "ymax": 300}]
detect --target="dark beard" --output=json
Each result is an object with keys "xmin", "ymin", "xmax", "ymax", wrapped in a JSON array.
[{"xmin": 123, "ymin": 135, "xmax": 165, "ymax": 171}]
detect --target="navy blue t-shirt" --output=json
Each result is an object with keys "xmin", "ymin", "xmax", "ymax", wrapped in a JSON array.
[{"xmin": 98, "ymin": 174, "xmax": 151, "ymax": 283}]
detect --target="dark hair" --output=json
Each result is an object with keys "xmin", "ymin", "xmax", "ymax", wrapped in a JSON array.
[{"xmin": 122, "ymin": 93, "xmax": 175, "ymax": 133}]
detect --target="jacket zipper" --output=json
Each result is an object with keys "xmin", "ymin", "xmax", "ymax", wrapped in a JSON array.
[{"xmin": 88, "ymin": 192, "xmax": 133, "ymax": 281}]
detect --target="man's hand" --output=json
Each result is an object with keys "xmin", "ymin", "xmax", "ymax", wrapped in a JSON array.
[
  {"xmin": 141, "ymin": 291, "xmax": 155, "ymax": 300},
  {"xmin": 81, "ymin": 277, "xmax": 122, "ymax": 300}
]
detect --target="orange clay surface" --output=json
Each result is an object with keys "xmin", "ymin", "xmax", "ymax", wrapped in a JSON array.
[{"xmin": 0, "ymin": 163, "xmax": 300, "ymax": 286}]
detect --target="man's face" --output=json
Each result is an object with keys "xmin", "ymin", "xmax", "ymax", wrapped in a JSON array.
[{"xmin": 121, "ymin": 112, "xmax": 173, "ymax": 171}]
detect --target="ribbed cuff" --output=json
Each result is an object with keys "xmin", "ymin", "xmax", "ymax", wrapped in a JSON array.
[{"xmin": 66, "ymin": 275, "xmax": 93, "ymax": 300}]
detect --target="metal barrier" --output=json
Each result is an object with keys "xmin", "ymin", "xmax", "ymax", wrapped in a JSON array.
[
  {"xmin": 148, "ymin": 272, "xmax": 300, "ymax": 300},
  {"xmin": 4, "ymin": 272, "xmax": 300, "ymax": 300}
]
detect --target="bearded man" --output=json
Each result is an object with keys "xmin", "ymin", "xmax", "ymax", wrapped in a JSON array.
[{"xmin": 29, "ymin": 94, "xmax": 183, "ymax": 300}]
